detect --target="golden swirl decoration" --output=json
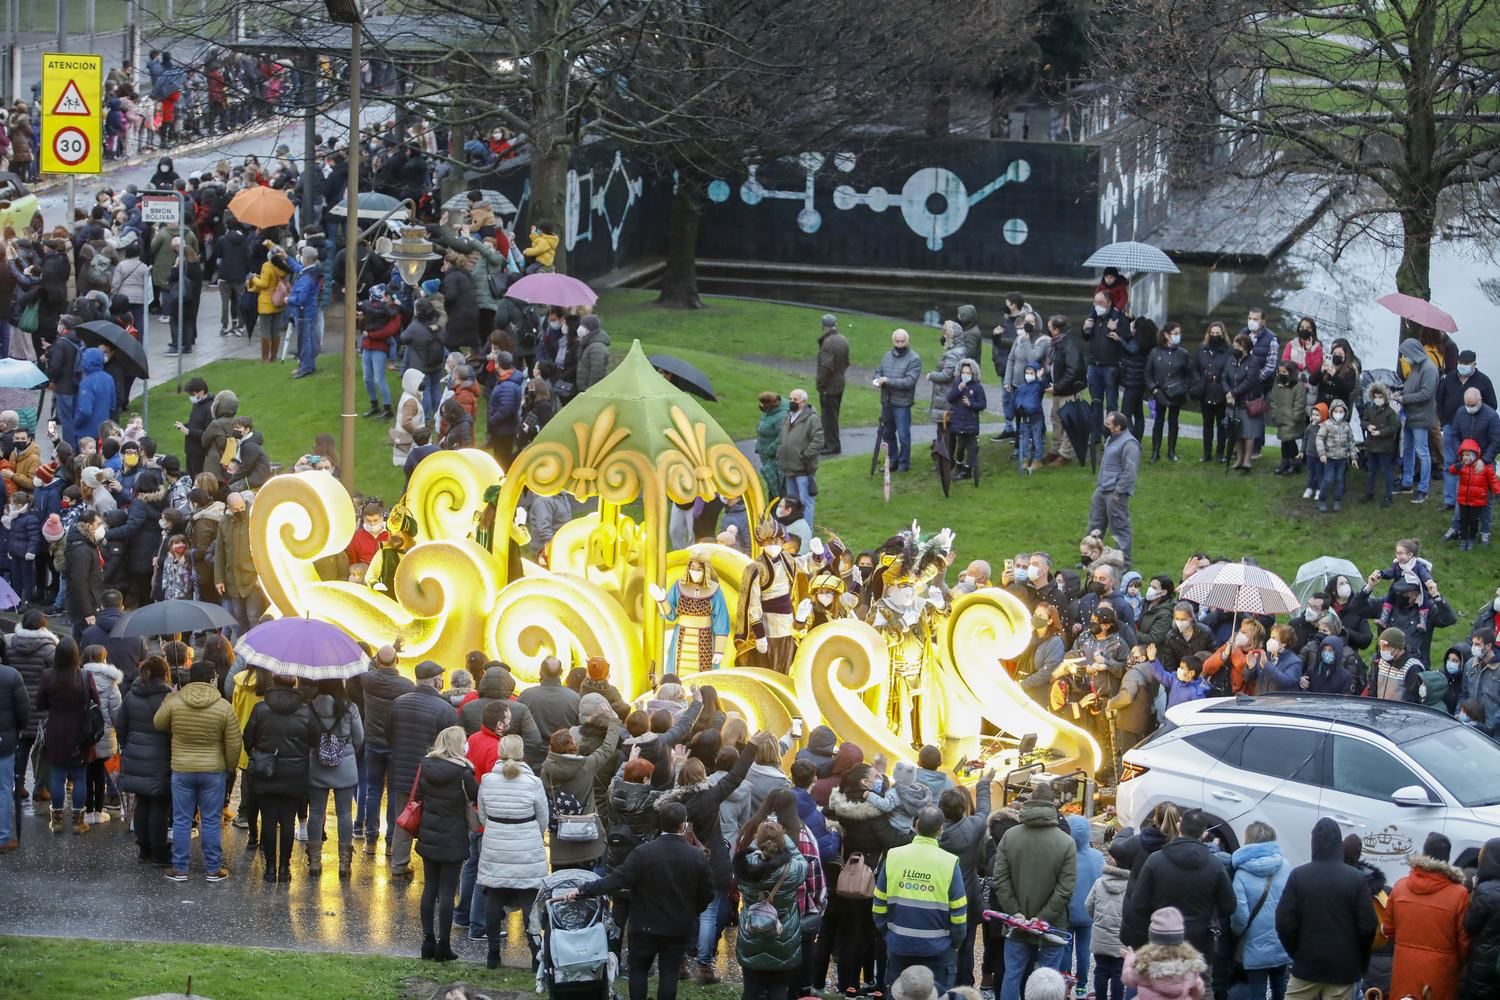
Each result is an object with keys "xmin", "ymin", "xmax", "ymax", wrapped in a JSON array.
[
  {"xmin": 563, "ymin": 407, "xmax": 632, "ymax": 497},
  {"xmin": 792, "ymin": 619, "xmax": 915, "ymax": 766},
  {"xmin": 708, "ymin": 443, "xmax": 764, "ymax": 515},
  {"xmin": 250, "ymin": 470, "xmax": 357, "ymax": 617},
  {"xmin": 659, "ymin": 405, "xmax": 717, "ymax": 503},
  {"xmin": 404, "ymin": 449, "xmax": 505, "ymax": 546},
  {"xmin": 684, "ymin": 667, "xmax": 801, "ymax": 761},
  {"xmin": 939, "ymin": 588, "xmax": 1102, "ymax": 774},
  {"xmin": 486, "ymin": 573, "xmax": 647, "ymax": 696}
]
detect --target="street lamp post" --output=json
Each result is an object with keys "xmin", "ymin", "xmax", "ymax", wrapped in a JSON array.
[{"xmin": 328, "ymin": 0, "xmax": 361, "ymax": 491}]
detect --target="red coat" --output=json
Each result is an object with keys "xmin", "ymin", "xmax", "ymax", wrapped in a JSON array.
[
  {"xmin": 1449, "ymin": 442, "xmax": 1500, "ymax": 507},
  {"xmin": 344, "ymin": 524, "xmax": 387, "ymax": 567},
  {"xmin": 1383, "ymin": 855, "xmax": 1471, "ymax": 1000},
  {"xmin": 466, "ymin": 725, "xmax": 500, "ymax": 779},
  {"xmin": 1095, "ymin": 276, "xmax": 1130, "ymax": 311}
]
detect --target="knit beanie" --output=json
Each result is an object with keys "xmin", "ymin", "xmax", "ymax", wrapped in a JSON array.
[
  {"xmin": 1312, "ymin": 402, "xmax": 1328, "ymax": 423},
  {"xmin": 586, "ymin": 656, "xmax": 610, "ymax": 681},
  {"xmin": 1380, "ymin": 627, "xmax": 1406, "ymax": 649},
  {"xmin": 1148, "ymin": 906, "xmax": 1186, "ymax": 945},
  {"xmin": 41, "ymin": 513, "xmax": 64, "ymax": 542}
]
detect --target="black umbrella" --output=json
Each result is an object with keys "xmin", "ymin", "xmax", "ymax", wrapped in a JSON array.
[
  {"xmin": 931, "ymin": 421, "xmax": 953, "ymax": 497},
  {"xmin": 647, "ymin": 354, "xmax": 717, "ymax": 402},
  {"xmin": 1057, "ymin": 399, "xmax": 1092, "ymax": 467},
  {"xmin": 109, "ymin": 599, "xmax": 236, "ymax": 638},
  {"xmin": 78, "ymin": 320, "xmax": 150, "ymax": 381}
]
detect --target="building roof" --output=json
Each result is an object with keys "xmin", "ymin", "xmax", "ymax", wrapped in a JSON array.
[{"xmin": 226, "ymin": 14, "xmax": 492, "ymax": 58}]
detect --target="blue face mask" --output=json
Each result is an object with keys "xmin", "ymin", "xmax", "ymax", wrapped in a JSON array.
[
  {"xmin": 1321, "ymin": 649, "xmax": 1335, "ymax": 665},
  {"xmin": 1458, "ymin": 710, "xmax": 1472, "ymax": 724},
  {"xmin": 1446, "ymin": 659, "xmax": 1463, "ymax": 675},
  {"xmin": 1458, "ymin": 364, "xmax": 1475, "ymax": 377}
]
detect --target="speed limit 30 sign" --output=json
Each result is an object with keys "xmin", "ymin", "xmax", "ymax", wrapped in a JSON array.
[{"xmin": 40, "ymin": 52, "xmax": 102, "ymax": 174}]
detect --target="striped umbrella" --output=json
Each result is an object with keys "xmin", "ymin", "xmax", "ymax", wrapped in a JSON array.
[
  {"xmin": 1176, "ymin": 561, "xmax": 1299, "ymax": 615},
  {"xmin": 234, "ymin": 617, "xmax": 367, "ymax": 681}
]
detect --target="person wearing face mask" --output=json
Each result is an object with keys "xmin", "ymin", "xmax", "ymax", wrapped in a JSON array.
[
  {"xmin": 1117, "ymin": 315, "xmax": 1151, "ymax": 441},
  {"xmin": 1323, "ymin": 578, "xmax": 1372, "ymax": 650},
  {"xmin": 1314, "ymin": 398, "xmax": 1356, "ymax": 512},
  {"xmin": 1268, "ymin": 359, "xmax": 1309, "ymax": 476},
  {"xmin": 1281, "ymin": 316, "xmax": 1324, "ymax": 379},
  {"xmin": 1044, "ymin": 315, "xmax": 1088, "ymax": 466},
  {"xmin": 1010, "ymin": 361, "xmax": 1048, "ymax": 473},
  {"xmin": 1458, "ymin": 629, "xmax": 1500, "ymax": 736},
  {"xmin": 1223, "ymin": 333, "xmax": 1264, "ymax": 472},
  {"xmin": 1241, "ymin": 307, "xmax": 1279, "ymax": 452},
  {"xmin": 1103, "ymin": 644, "xmax": 1159, "ymax": 755},
  {"xmin": 814, "ymin": 313, "xmax": 849, "ymax": 456},
  {"xmin": 1437, "ymin": 643, "xmax": 1469, "ymax": 715},
  {"xmin": 649, "ymin": 550, "xmax": 731, "ymax": 673},
  {"xmin": 64, "ymin": 510, "xmax": 107, "ymax": 635},
  {"xmin": 1304, "ymin": 633, "xmax": 1355, "ymax": 695},
  {"xmin": 174, "ymin": 377, "xmax": 215, "ymax": 479},
  {"xmin": 345, "ymin": 501, "xmax": 389, "ymax": 585},
  {"xmin": 1003, "ymin": 311, "xmax": 1050, "ymax": 439},
  {"xmin": 1291, "ymin": 593, "xmax": 1333, "ymax": 652},
  {"xmin": 1439, "ymin": 386, "xmax": 1500, "ymax": 544},
  {"xmin": 735, "ymin": 517, "xmax": 803, "ymax": 672},
  {"xmin": 1080, "ymin": 292, "xmax": 1126, "ymax": 436},
  {"xmin": 946, "ymin": 359, "xmax": 987, "ymax": 484},
  {"xmin": 755, "ymin": 392, "xmax": 790, "ymax": 500},
  {"xmin": 1193, "ymin": 322, "xmax": 1233, "ymax": 463},
  {"xmin": 1372, "ymin": 628, "xmax": 1426, "ymax": 702},
  {"xmin": 1258, "ymin": 624, "xmax": 1305, "ymax": 693},
  {"xmin": 1359, "ymin": 382, "xmax": 1401, "ymax": 506},
  {"xmin": 1203, "ymin": 619, "xmax": 1266, "ymax": 697},
  {"xmin": 1074, "ymin": 605, "xmax": 1127, "ymax": 700},
  {"xmin": 225, "ymin": 417, "xmax": 270, "ymax": 493},
  {"xmin": 794, "ymin": 572, "xmax": 854, "ymax": 632},
  {"xmin": 1145, "ymin": 322, "xmax": 1191, "ymax": 463},
  {"xmin": 1395, "ymin": 338, "xmax": 1440, "ymax": 503},
  {"xmin": 777, "ymin": 388, "xmax": 825, "ymax": 525},
  {"xmin": 992, "ymin": 294, "xmax": 1035, "ymax": 440},
  {"xmin": 1161, "ymin": 601, "xmax": 1212, "ymax": 674},
  {"xmin": 1120, "ymin": 571, "xmax": 1145, "ymax": 623},
  {"xmin": 873, "ymin": 329, "xmax": 922, "ymax": 474},
  {"xmin": 104, "ymin": 469, "xmax": 165, "ymax": 609},
  {"xmin": 1438, "ymin": 351, "xmax": 1498, "ymax": 507},
  {"xmin": 1135, "ymin": 576, "xmax": 1177, "ymax": 647},
  {"xmin": 1089, "ymin": 411, "xmax": 1140, "ymax": 566},
  {"xmin": 1017, "ymin": 603, "xmax": 1066, "ymax": 706},
  {"xmin": 213, "ymin": 491, "xmax": 261, "ymax": 639}
]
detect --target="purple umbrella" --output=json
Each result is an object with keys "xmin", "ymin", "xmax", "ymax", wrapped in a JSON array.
[
  {"xmin": 504, "ymin": 272, "xmax": 598, "ymax": 308},
  {"xmin": 0, "ymin": 576, "xmax": 18, "ymax": 609},
  {"xmin": 234, "ymin": 617, "xmax": 368, "ymax": 681}
]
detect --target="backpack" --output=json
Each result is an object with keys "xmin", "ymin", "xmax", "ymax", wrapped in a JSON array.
[
  {"xmin": 316, "ymin": 709, "xmax": 345, "ymax": 768},
  {"xmin": 604, "ymin": 821, "xmax": 642, "ymax": 870},
  {"xmin": 1415, "ymin": 669, "xmax": 1448, "ymax": 709},
  {"xmin": 741, "ymin": 866, "xmax": 793, "ymax": 939},
  {"xmin": 78, "ymin": 676, "xmax": 105, "ymax": 753},
  {"xmin": 270, "ymin": 275, "xmax": 291, "ymax": 307},
  {"xmin": 86, "ymin": 251, "xmax": 113, "ymax": 287}
]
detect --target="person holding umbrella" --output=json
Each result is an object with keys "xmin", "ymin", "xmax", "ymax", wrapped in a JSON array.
[{"xmin": 243, "ymin": 672, "xmax": 316, "ymax": 884}]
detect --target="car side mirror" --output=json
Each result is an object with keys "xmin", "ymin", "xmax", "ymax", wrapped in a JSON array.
[{"xmin": 1391, "ymin": 785, "xmax": 1435, "ymax": 807}]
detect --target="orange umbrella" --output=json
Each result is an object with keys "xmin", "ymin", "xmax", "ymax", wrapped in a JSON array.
[{"xmin": 227, "ymin": 186, "xmax": 295, "ymax": 228}]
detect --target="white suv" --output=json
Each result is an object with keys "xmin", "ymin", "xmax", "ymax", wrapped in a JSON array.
[{"xmin": 1116, "ymin": 693, "xmax": 1500, "ymax": 880}]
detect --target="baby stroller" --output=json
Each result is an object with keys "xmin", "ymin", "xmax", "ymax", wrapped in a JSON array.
[{"xmin": 529, "ymin": 869, "xmax": 619, "ymax": 1000}]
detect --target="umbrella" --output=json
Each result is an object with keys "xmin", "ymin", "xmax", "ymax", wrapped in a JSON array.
[
  {"xmin": 109, "ymin": 599, "xmax": 237, "ymax": 638},
  {"xmin": 1376, "ymin": 292, "xmax": 1457, "ymax": 333},
  {"xmin": 1082, "ymin": 240, "xmax": 1180, "ymax": 275},
  {"xmin": 1177, "ymin": 561, "xmax": 1300, "ymax": 615},
  {"xmin": 234, "ymin": 617, "xmax": 367, "ymax": 681},
  {"xmin": 77, "ymin": 320, "xmax": 149, "ymax": 381},
  {"xmin": 327, "ymin": 189, "xmax": 407, "ymax": 221},
  {"xmin": 0, "ymin": 575, "xmax": 18, "ymax": 610},
  {"xmin": 227, "ymin": 186, "xmax": 295, "ymax": 228},
  {"xmin": 1281, "ymin": 288, "xmax": 1351, "ymax": 335},
  {"xmin": 505, "ymin": 272, "xmax": 597, "ymax": 308},
  {"xmin": 648, "ymin": 354, "xmax": 716, "ymax": 402},
  {"xmin": 0, "ymin": 358, "xmax": 46, "ymax": 389},
  {"xmin": 1057, "ymin": 398, "xmax": 1092, "ymax": 467},
  {"xmin": 441, "ymin": 189, "xmax": 518, "ymax": 218},
  {"xmin": 1292, "ymin": 556, "xmax": 1362, "ymax": 607},
  {"xmin": 931, "ymin": 426, "xmax": 953, "ymax": 497}
]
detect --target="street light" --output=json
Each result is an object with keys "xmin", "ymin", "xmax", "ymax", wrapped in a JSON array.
[
  {"xmin": 385, "ymin": 227, "xmax": 440, "ymax": 288},
  {"xmin": 330, "ymin": 0, "xmax": 362, "ymax": 492}
]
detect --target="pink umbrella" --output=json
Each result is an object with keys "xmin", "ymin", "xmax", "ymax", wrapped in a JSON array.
[
  {"xmin": 1376, "ymin": 292, "xmax": 1457, "ymax": 333},
  {"xmin": 505, "ymin": 272, "xmax": 598, "ymax": 308}
]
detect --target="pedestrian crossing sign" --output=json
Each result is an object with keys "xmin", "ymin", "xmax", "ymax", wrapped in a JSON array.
[{"xmin": 41, "ymin": 52, "xmax": 102, "ymax": 174}]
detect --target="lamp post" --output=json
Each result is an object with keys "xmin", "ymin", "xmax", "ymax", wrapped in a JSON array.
[
  {"xmin": 385, "ymin": 226, "xmax": 440, "ymax": 289},
  {"xmin": 327, "ymin": 0, "xmax": 361, "ymax": 491}
]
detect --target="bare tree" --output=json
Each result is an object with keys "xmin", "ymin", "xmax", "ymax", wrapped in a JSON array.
[{"xmin": 1099, "ymin": 0, "xmax": 1500, "ymax": 301}]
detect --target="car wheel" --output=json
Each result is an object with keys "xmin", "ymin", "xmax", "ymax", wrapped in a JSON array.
[{"xmin": 1201, "ymin": 813, "xmax": 1241, "ymax": 853}]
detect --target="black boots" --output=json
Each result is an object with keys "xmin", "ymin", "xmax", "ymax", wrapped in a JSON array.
[
  {"xmin": 487, "ymin": 941, "xmax": 501, "ymax": 970},
  {"xmin": 436, "ymin": 938, "xmax": 457, "ymax": 962},
  {"xmin": 1150, "ymin": 444, "xmax": 1161, "ymax": 463},
  {"xmin": 381, "ymin": 404, "xmax": 394, "ymax": 420},
  {"xmin": 421, "ymin": 934, "xmax": 436, "ymax": 960}
]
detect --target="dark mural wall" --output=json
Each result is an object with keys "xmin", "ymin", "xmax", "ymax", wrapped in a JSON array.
[
  {"xmin": 694, "ymin": 140, "xmax": 1101, "ymax": 278},
  {"xmin": 472, "ymin": 138, "xmax": 1123, "ymax": 281}
]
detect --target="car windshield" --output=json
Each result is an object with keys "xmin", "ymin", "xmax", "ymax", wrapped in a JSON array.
[{"xmin": 1403, "ymin": 726, "xmax": 1500, "ymax": 807}]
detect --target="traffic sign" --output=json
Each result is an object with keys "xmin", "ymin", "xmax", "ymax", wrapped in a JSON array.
[
  {"xmin": 40, "ymin": 52, "xmax": 102, "ymax": 174},
  {"xmin": 141, "ymin": 195, "xmax": 181, "ymax": 225},
  {"xmin": 51, "ymin": 126, "xmax": 89, "ymax": 166}
]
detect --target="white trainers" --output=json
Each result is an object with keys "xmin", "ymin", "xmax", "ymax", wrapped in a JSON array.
[
  {"xmin": 91, "ymin": 811, "xmax": 111, "ymax": 825},
  {"xmin": 1302, "ymin": 488, "xmax": 1313, "ymax": 499},
  {"xmin": 295, "ymin": 820, "xmax": 308, "ymax": 842}
]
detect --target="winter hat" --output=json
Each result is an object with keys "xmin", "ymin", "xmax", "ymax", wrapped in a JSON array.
[
  {"xmin": 1311, "ymin": 402, "xmax": 1329, "ymax": 423},
  {"xmin": 586, "ymin": 656, "xmax": 610, "ymax": 681},
  {"xmin": 1380, "ymin": 627, "xmax": 1406, "ymax": 649},
  {"xmin": 414, "ymin": 660, "xmax": 444, "ymax": 680},
  {"xmin": 420, "ymin": 278, "xmax": 440, "ymax": 296},
  {"xmin": 580, "ymin": 315, "xmax": 600, "ymax": 334},
  {"xmin": 1028, "ymin": 781, "xmax": 1055, "ymax": 804},
  {"xmin": 893, "ymin": 760, "xmax": 918, "ymax": 786},
  {"xmin": 33, "ymin": 462, "xmax": 57, "ymax": 486},
  {"xmin": 1422, "ymin": 831, "xmax": 1452, "ymax": 863},
  {"xmin": 889, "ymin": 964, "xmax": 938, "ymax": 1000},
  {"xmin": 1148, "ymin": 906, "xmax": 1186, "ymax": 945},
  {"xmin": 41, "ymin": 514, "xmax": 64, "ymax": 542},
  {"xmin": 1459, "ymin": 349, "xmax": 1477, "ymax": 364},
  {"xmin": 1022, "ymin": 968, "xmax": 1067, "ymax": 1000},
  {"xmin": 820, "ymin": 313, "xmax": 837, "ymax": 329}
]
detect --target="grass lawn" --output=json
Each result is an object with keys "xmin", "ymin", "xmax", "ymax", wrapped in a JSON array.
[
  {"xmin": 813, "ymin": 441, "xmax": 1492, "ymax": 657},
  {"xmin": 0, "ymin": 935, "xmax": 739, "ymax": 1000}
]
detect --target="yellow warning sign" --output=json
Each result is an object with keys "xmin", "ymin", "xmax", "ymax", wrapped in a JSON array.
[{"xmin": 41, "ymin": 52, "xmax": 101, "ymax": 174}]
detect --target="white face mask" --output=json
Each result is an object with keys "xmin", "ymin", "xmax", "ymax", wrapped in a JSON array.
[
  {"xmin": 1174, "ymin": 618, "xmax": 1193, "ymax": 635},
  {"xmin": 1266, "ymin": 638, "xmax": 1282, "ymax": 655},
  {"xmin": 1380, "ymin": 647, "xmax": 1395, "ymax": 662},
  {"xmin": 1094, "ymin": 304, "xmax": 1108, "ymax": 315},
  {"xmin": 817, "ymin": 592, "xmax": 835, "ymax": 607},
  {"xmin": 763, "ymin": 545, "xmax": 782, "ymax": 559},
  {"xmin": 1466, "ymin": 403, "xmax": 1481, "ymax": 414},
  {"xmin": 1333, "ymin": 410, "xmax": 1346, "ymax": 422},
  {"xmin": 1373, "ymin": 397, "xmax": 1387, "ymax": 408},
  {"xmin": 1336, "ymin": 582, "xmax": 1352, "ymax": 600},
  {"xmin": 960, "ymin": 372, "xmax": 972, "ymax": 384},
  {"xmin": 1247, "ymin": 319, "xmax": 1262, "ymax": 332},
  {"xmin": 1014, "ymin": 566, "xmax": 1031, "ymax": 583},
  {"xmin": 1234, "ymin": 633, "xmax": 1251, "ymax": 649},
  {"xmin": 687, "ymin": 567, "xmax": 705, "ymax": 583},
  {"xmin": 1472, "ymin": 644, "xmax": 1485, "ymax": 660},
  {"xmin": 93, "ymin": 525, "xmax": 106, "ymax": 542},
  {"xmin": 1304, "ymin": 608, "xmax": 1320, "ymax": 623},
  {"xmin": 1145, "ymin": 586, "xmax": 1162, "ymax": 602}
]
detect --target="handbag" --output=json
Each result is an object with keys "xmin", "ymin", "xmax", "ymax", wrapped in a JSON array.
[
  {"xmin": 17, "ymin": 300, "xmax": 39, "ymax": 334},
  {"xmin": 1232, "ymin": 875, "xmax": 1274, "ymax": 966},
  {"xmin": 1245, "ymin": 395, "xmax": 1267, "ymax": 418},
  {"xmin": 248, "ymin": 747, "xmax": 278, "ymax": 778},
  {"xmin": 836, "ymin": 852, "xmax": 876, "ymax": 899},
  {"xmin": 395, "ymin": 764, "xmax": 424, "ymax": 836},
  {"xmin": 465, "ymin": 798, "xmax": 482, "ymax": 833}
]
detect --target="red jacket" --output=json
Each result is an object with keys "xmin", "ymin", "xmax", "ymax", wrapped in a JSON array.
[
  {"xmin": 1095, "ymin": 276, "xmax": 1129, "ymax": 312},
  {"xmin": 1449, "ymin": 441, "xmax": 1500, "ymax": 507},
  {"xmin": 1383, "ymin": 855, "xmax": 1470, "ymax": 1000},
  {"xmin": 344, "ymin": 524, "xmax": 387, "ymax": 566},
  {"xmin": 360, "ymin": 302, "xmax": 402, "ymax": 352},
  {"xmin": 466, "ymin": 725, "xmax": 500, "ymax": 778}
]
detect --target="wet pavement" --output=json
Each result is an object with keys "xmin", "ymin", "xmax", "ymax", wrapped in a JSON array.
[{"xmin": 0, "ymin": 803, "xmax": 539, "ymax": 966}]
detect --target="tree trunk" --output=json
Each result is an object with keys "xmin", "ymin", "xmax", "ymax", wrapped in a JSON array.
[
  {"xmin": 1395, "ymin": 205, "xmax": 1433, "ymax": 301},
  {"xmin": 656, "ymin": 184, "xmax": 703, "ymax": 309},
  {"xmin": 530, "ymin": 141, "xmax": 569, "ymax": 275},
  {"xmin": 529, "ymin": 36, "xmax": 570, "ymax": 275}
]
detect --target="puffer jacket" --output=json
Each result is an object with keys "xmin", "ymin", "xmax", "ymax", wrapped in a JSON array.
[
  {"xmin": 1005, "ymin": 331, "xmax": 1052, "ymax": 393},
  {"xmin": 0, "ymin": 664, "xmax": 27, "ymax": 759},
  {"xmin": 993, "ymin": 797, "xmax": 1078, "ymax": 927},
  {"xmin": 387, "ymin": 685, "xmax": 459, "ymax": 797},
  {"xmin": 476, "ymin": 761, "xmax": 550, "ymax": 888},
  {"xmin": 734, "ymin": 838, "xmax": 809, "ymax": 972},
  {"xmin": 607, "ymin": 775, "xmax": 664, "ymax": 869},
  {"xmin": 81, "ymin": 661, "xmax": 124, "ymax": 759},
  {"xmin": 153, "ymin": 680, "xmax": 241, "ymax": 773},
  {"xmin": 1450, "ymin": 445, "xmax": 1499, "ymax": 507},
  {"xmin": 825, "ymin": 783, "xmax": 906, "ymax": 871},
  {"xmin": 540, "ymin": 724, "xmax": 621, "ymax": 866},
  {"xmin": 116, "ymin": 675, "xmax": 172, "ymax": 797},
  {"xmin": 244, "ymin": 687, "xmax": 316, "ymax": 798},
  {"xmin": 1269, "ymin": 373, "xmax": 1310, "ymax": 438},
  {"xmin": 928, "ymin": 343, "xmax": 966, "ymax": 420},
  {"xmin": 308, "ymin": 694, "xmax": 364, "ymax": 789},
  {"xmin": 1230, "ymin": 840, "xmax": 1292, "ymax": 971},
  {"xmin": 8, "ymin": 625, "xmax": 57, "ymax": 742},
  {"xmin": 1068, "ymin": 814, "xmax": 1105, "ymax": 929},
  {"xmin": 1086, "ymin": 864, "xmax": 1129, "ymax": 958},
  {"xmin": 1383, "ymin": 853, "xmax": 1471, "ymax": 1000},
  {"xmin": 875, "ymin": 347, "xmax": 923, "ymax": 408},
  {"xmin": 1462, "ymin": 838, "xmax": 1500, "ymax": 1000},
  {"xmin": 575, "ymin": 327, "xmax": 612, "ymax": 392},
  {"xmin": 1316, "ymin": 415, "xmax": 1357, "ymax": 461},
  {"xmin": 795, "ymin": 725, "xmax": 838, "ymax": 777},
  {"xmin": 359, "ymin": 663, "xmax": 415, "ymax": 747},
  {"xmin": 1146, "ymin": 344, "xmax": 1193, "ymax": 403},
  {"xmin": 415, "ymin": 756, "xmax": 479, "ymax": 863},
  {"xmin": 937, "ymin": 778, "xmax": 992, "ymax": 917},
  {"xmin": 459, "ymin": 667, "xmax": 544, "ymax": 765}
]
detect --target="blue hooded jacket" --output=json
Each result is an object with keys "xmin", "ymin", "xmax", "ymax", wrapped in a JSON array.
[
  {"xmin": 74, "ymin": 348, "xmax": 116, "ymax": 442},
  {"xmin": 794, "ymin": 786, "xmax": 840, "ymax": 862},
  {"xmin": 287, "ymin": 260, "xmax": 323, "ymax": 330},
  {"xmin": 1230, "ymin": 839, "xmax": 1291, "ymax": 970},
  {"xmin": 1067, "ymin": 814, "xmax": 1104, "ymax": 929}
]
